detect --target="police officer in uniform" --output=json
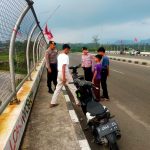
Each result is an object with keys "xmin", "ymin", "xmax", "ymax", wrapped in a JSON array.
[{"xmin": 45, "ymin": 41, "xmax": 58, "ymax": 94}]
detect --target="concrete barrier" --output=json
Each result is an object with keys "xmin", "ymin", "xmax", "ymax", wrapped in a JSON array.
[
  {"xmin": 0, "ymin": 59, "xmax": 45, "ymax": 150},
  {"xmin": 106, "ymin": 51, "xmax": 150, "ymax": 57},
  {"xmin": 109, "ymin": 56, "xmax": 150, "ymax": 66},
  {"xmin": 140, "ymin": 52, "xmax": 150, "ymax": 57}
]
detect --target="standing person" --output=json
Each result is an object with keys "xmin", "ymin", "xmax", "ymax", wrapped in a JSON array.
[
  {"xmin": 97, "ymin": 47, "xmax": 110, "ymax": 100},
  {"xmin": 50, "ymin": 44, "xmax": 71, "ymax": 108},
  {"xmin": 45, "ymin": 41, "xmax": 58, "ymax": 94},
  {"xmin": 92, "ymin": 55, "xmax": 102, "ymax": 102},
  {"xmin": 81, "ymin": 47, "xmax": 93, "ymax": 81}
]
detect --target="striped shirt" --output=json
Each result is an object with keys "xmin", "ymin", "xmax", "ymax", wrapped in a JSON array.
[{"xmin": 45, "ymin": 48, "xmax": 58, "ymax": 69}]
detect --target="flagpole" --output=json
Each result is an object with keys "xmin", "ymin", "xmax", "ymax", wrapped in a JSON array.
[{"xmin": 42, "ymin": 5, "xmax": 61, "ymax": 28}]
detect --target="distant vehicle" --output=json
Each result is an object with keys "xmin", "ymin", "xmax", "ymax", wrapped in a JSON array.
[
  {"xmin": 120, "ymin": 50, "xmax": 125, "ymax": 55},
  {"xmin": 129, "ymin": 49, "xmax": 140, "ymax": 55},
  {"xmin": 120, "ymin": 47, "xmax": 129, "ymax": 55},
  {"xmin": 136, "ymin": 50, "xmax": 140, "ymax": 54}
]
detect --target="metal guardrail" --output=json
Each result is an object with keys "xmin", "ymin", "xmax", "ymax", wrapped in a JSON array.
[{"xmin": 0, "ymin": 0, "xmax": 47, "ymax": 114}]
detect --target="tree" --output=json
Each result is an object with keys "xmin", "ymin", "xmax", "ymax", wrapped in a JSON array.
[{"xmin": 92, "ymin": 35, "xmax": 100, "ymax": 49}]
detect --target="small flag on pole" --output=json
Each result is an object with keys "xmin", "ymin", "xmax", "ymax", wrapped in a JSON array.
[
  {"xmin": 43, "ymin": 24, "xmax": 53, "ymax": 41},
  {"xmin": 134, "ymin": 38, "xmax": 138, "ymax": 42}
]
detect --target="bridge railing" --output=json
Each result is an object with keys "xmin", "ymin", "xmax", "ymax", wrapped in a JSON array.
[{"xmin": 0, "ymin": 0, "xmax": 47, "ymax": 114}]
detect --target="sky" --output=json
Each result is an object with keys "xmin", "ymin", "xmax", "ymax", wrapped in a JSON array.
[{"xmin": 34, "ymin": 0, "xmax": 150, "ymax": 43}]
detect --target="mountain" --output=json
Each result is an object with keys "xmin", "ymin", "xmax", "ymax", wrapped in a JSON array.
[
  {"xmin": 114, "ymin": 39, "xmax": 150, "ymax": 45},
  {"xmin": 140, "ymin": 39, "xmax": 150, "ymax": 44},
  {"xmin": 114, "ymin": 40, "xmax": 135, "ymax": 45}
]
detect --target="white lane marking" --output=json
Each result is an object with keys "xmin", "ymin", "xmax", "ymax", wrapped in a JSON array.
[
  {"xmin": 63, "ymin": 86, "xmax": 79, "ymax": 122},
  {"xmin": 62, "ymin": 86, "xmax": 66, "ymax": 90},
  {"xmin": 115, "ymin": 101, "xmax": 150, "ymax": 131},
  {"xmin": 111, "ymin": 69, "xmax": 125, "ymax": 75},
  {"xmin": 69, "ymin": 110, "xmax": 79, "ymax": 123},
  {"xmin": 79, "ymin": 140, "xmax": 91, "ymax": 150},
  {"xmin": 64, "ymin": 95, "xmax": 71, "ymax": 102},
  {"xmin": 111, "ymin": 59, "xmax": 150, "ymax": 68}
]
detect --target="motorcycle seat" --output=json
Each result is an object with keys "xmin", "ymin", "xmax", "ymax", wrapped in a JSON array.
[
  {"xmin": 86, "ymin": 101, "xmax": 107, "ymax": 117},
  {"xmin": 77, "ymin": 75, "xmax": 84, "ymax": 80}
]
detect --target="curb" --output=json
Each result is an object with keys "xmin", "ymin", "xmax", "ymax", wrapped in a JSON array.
[
  {"xmin": 62, "ymin": 87, "xmax": 91, "ymax": 150},
  {"xmin": 106, "ymin": 51, "xmax": 150, "ymax": 57},
  {"xmin": 109, "ymin": 57, "xmax": 150, "ymax": 66}
]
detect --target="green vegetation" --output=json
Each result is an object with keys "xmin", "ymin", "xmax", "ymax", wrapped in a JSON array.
[
  {"xmin": 0, "ymin": 51, "xmax": 9, "ymax": 61},
  {"xmin": 0, "ymin": 41, "xmax": 29, "ymax": 74},
  {"xmin": 57, "ymin": 43, "xmax": 150, "ymax": 52},
  {"xmin": 0, "ymin": 41, "xmax": 150, "ymax": 73},
  {"xmin": 57, "ymin": 43, "xmax": 99, "ymax": 52}
]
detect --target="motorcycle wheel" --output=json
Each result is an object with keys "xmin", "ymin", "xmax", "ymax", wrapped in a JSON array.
[
  {"xmin": 106, "ymin": 133, "xmax": 119, "ymax": 150},
  {"xmin": 109, "ymin": 142, "xmax": 119, "ymax": 150}
]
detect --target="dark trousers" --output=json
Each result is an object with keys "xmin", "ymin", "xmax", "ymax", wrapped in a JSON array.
[
  {"xmin": 81, "ymin": 105, "xmax": 87, "ymax": 115},
  {"xmin": 47, "ymin": 63, "xmax": 58, "ymax": 91},
  {"xmin": 101, "ymin": 69, "xmax": 109, "ymax": 99},
  {"xmin": 83, "ymin": 67, "xmax": 93, "ymax": 81},
  {"xmin": 94, "ymin": 79, "xmax": 101, "ymax": 102}
]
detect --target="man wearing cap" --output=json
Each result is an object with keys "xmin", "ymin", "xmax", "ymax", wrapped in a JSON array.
[{"xmin": 45, "ymin": 41, "xmax": 58, "ymax": 94}]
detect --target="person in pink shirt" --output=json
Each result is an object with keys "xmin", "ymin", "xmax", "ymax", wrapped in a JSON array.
[{"xmin": 81, "ymin": 47, "xmax": 93, "ymax": 81}]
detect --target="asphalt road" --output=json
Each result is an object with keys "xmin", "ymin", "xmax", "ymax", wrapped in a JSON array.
[
  {"xmin": 69, "ymin": 53, "xmax": 150, "ymax": 150},
  {"xmin": 108, "ymin": 54, "xmax": 150, "ymax": 60}
]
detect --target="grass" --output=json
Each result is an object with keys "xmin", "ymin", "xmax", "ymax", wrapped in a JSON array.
[
  {"xmin": 0, "ymin": 51, "xmax": 27, "ymax": 74},
  {"xmin": 0, "ymin": 52, "xmax": 9, "ymax": 61}
]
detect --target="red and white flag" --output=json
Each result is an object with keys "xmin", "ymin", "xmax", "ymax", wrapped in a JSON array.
[{"xmin": 43, "ymin": 24, "xmax": 53, "ymax": 41}]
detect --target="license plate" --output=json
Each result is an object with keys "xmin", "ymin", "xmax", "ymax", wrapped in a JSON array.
[{"xmin": 96, "ymin": 120, "xmax": 119, "ymax": 138}]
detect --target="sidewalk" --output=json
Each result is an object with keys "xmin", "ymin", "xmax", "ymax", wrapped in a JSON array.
[{"xmin": 20, "ymin": 68, "xmax": 81, "ymax": 150}]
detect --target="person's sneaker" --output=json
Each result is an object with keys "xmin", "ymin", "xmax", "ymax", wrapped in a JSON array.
[
  {"xmin": 105, "ymin": 97, "xmax": 110, "ymax": 101},
  {"xmin": 48, "ymin": 89, "xmax": 54, "ymax": 94},
  {"xmin": 84, "ymin": 126, "xmax": 89, "ymax": 131},
  {"xmin": 100, "ymin": 95, "xmax": 105, "ymax": 99}
]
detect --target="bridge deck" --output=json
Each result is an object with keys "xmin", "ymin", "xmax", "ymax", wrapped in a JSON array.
[{"xmin": 20, "ymin": 68, "xmax": 81, "ymax": 150}]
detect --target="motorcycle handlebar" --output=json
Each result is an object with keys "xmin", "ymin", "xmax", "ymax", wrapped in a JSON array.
[
  {"xmin": 69, "ymin": 64, "xmax": 81, "ymax": 70},
  {"xmin": 71, "ymin": 79, "xmax": 99, "ymax": 90}
]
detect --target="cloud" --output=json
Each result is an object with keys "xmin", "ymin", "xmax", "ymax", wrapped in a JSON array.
[
  {"xmin": 52, "ymin": 18, "xmax": 150, "ymax": 43},
  {"xmin": 34, "ymin": 0, "xmax": 150, "ymax": 42}
]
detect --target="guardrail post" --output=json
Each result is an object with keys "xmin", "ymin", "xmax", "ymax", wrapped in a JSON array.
[
  {"xmin": 42, "ymin": 40, "xmax": 47, "ymax": 58},
  {"xmin": 9, "ymin": 5, "xmax": 31, "ymax": 103},
  {"xmin": 36, "ymin": 35, "xmax": 43, "ymax": 64},
  {"xmin": 33, "ymin": 31, "xmax": 42, "ymax": 70},
  {"xmin": 26, "ymin": 24, "xmax": 38, "ymax": 80},
  {"xmin": 39, "ymin": 37, "xmax": 45, "ymax": 60}
]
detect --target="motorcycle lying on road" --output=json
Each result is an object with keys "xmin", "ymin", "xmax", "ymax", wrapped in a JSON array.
[{"xmin": 69, "ymin": 65, "xmax": 121, "ymax": 150}]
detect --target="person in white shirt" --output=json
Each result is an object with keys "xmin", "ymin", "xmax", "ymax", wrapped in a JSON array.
[{"xmin": 50, "ymin": 44, "xmax": 72, "ymax": 108}]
